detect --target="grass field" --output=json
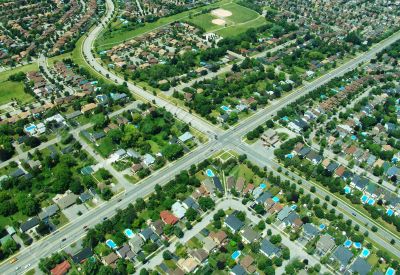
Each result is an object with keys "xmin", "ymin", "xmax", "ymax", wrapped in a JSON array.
[
  {"xmin": 0, "ymin": 80, "xmax": 33, "ymax": 105},
  {"xmin": 0, "ymin": 63, "xmax": 38, "ymax": 105},
  {"xmin": 185, "ymin": 2, "xmax": 262, "ymax": 37},
  {"xmin": 95, "ymin": 0, "xmax": 232, "ymax": 50}
]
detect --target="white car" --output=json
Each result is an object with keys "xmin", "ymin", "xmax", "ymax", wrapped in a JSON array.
[{"xmin": 24, "ymin": 264, "xmax": 31, "ymax": 269}]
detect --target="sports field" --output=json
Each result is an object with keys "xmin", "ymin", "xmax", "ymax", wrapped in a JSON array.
[{"xmin": 187, "ymin": 2, "xmax": 262, "ymax": 37}]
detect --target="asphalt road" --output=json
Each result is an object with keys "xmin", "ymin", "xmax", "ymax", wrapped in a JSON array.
[{"xmin": 1, "ymin": 0, "xmax": 400, "ymax": 272}]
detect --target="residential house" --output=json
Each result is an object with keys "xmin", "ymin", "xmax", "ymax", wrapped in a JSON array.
[
  {"xmin": 139, "ymin": 228, "xmax": 155, "ymax": 242},
  {"xmin": 177, "ymin": 258, "xmax": 198, "ymax": 273},
  {"xmin": 202, "ymin": 236, "xmax": 218, "ymax": 253},
  {"xmin": 260, "ymin": 239, "xmax": 280, "ymax": 258},
  {"xmin": 235, "ymin": 177, "xmax": 245, "ymax": 191},
  {"xmin": 277, "ymin": 206, "xmax": 292, "ymax": 221},
  {"xmin": 143, "ymin": 154, "xmax": 155, "ymax": 166},
  {"xmin": 230, "ymin": 264, "xmax": 247, "ymax": 275},
  {"xmin": 256, "ymin": 191, "xmax": 272, "ymax": 204},
  {"xmin": 224, "ymin": 214, "xmax": 244, "ymax": 233},
  {"xmin": 50, "ymin": 260, "xmax": 71, "ymax": 275},
  {"xmin": 182, "ymin": 197, "xmax": 199, "ymax": 211},
  {"xmin": 189, "ymin": 248, "xmax": 208, "ymax": 264},
  {"xmin": 240, "ymin": 255, "xmax": 255, "ymax": 273},
  {"xmin": 171, "ymin": 201, "xmax": 186, "ymax": 219},
  {"xmin": 116, "ymin": 243, "xmax": 135, "ymax": 261},
  {"xmin": 38, "ymin": 204, "xmax": 59, "ymax": 220},
  {"xmin": 349, "ymin": 257, "xmax": 371, "ymax": 275},
  {"xmin": 332, "ymin": 245, "xmax": 354, "ymax": 267},
  {"xmin": 128, "ymin": 235, "xmax": 144, "ymax": 254},
  {"xmin": 20, "ymin": 217, "xmax": 40, "ymax": 233},
  {"xmin": 213, "ymin": 176, "xmax": 224, "ymax": 193},
  {"xmin": 209, "ymin": 231, "xmax": 227, "ymax": 245},
  {"xmin": 102, "ymin": 252, "xmax": 119, "ymax": 267},
  {"xmin": 303, "ymin": 223, "xmax": 319, "ymax": 240},
  {"xmin": 316, "ymin": 235, "xmax": 335, "ymax": 255},
  {"xmin": 150, "ymin": 220, "xmax": 164, "ymax": 236},
  {"xmin": 240, "ymin": 226, "xmax": 260, "ymax": 244},
  {"xmin": 160, "ymin": 210, "xmax": 179, "ymax": 225},
  {"xmin": 72, "ymin": 247, "xmax": 93, "ymax": 264}
]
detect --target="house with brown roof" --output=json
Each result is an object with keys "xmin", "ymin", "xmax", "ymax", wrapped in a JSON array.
[
  {"xmin": 102, "ymin": 252, "xmax": 118, "ymax": 267},
  {"xmin": 209, "ymin": 230, "xmax": 227, "ymax": 245},
  {"xmin": 81, "ymin": 103, "xmax": 97, "ymax": 113},
  {"xmin": 160, "ymin": 210, "xmax": 178, "ymax": 225},
  {"xmin": 235, "ymin": 177, "xmax": 245, "ymax": 191},
  {"xmin": 335, "ymin": 166, "xmax": 346, "ymax": 177},
  {"xmin": 50, "ymin": 260, "xmax": 71, "ymax": 275}
]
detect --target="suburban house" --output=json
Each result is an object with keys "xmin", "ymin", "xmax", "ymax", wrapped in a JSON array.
[
  {"xmin": 224, "ymin": 214, "xmax": 244, "ymax": 233},
  {"xmin": 171, "ymin": 201, "xmax": 186, "ymax": 219},
  {"xmin": 20, "ymin": 217, "xmax": 40, "ymax": 233},
  {"xmin": 72, "ymin": 247, "xmax": 93, "ymax": 264},
  {"xmin": 160, "ymin": 210, "xmax": 179, "ymax": 225},
  {"xmin": 260, "ymin": 239, "xmax": 280, "ymax": 258},
  {"xmin": 240, "ymin": 226, "xmax": 260, "ymax": 244},
  {"xmin": 332, "ymin": 245, "xmax": 354, "ymax": 267}
]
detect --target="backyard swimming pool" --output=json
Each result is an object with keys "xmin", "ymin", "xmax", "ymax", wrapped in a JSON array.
[
  {"xmin": 344, "ymin": 239, "xmax": 352, "ymax": 248},
  {"xmin": 319, "ymin": 224, "xmax": 326, "ymax": 230},
  {"xmin": 231, "ymin": 250, "xmax": 241, "ymax": 260},
  {"xmin": 361, "ymin": 195, "xmax": 368, "ymax": 204},
  {"xmin": 221, "ymin": 105, "xmax": 231, "ymax": 112},
  {"xmin": 272, "ymin": 196, "xmax": 279, "ymax": 203},
  {"xmin": 361, "ymin": 248, "xmax": 370, "ymax": 258},
  {"xmin": 385, "ymin": 267, "xmax": 395, "ymax": 275},
  {"xmin": 386, "ymin": 209, "xmax": 394, "ymax": 216},
  {"xmin": 106, "ymin": 239, "xmax": 117, "ymax": 249},
  {"xmin": 124, "ymin": 229, "xmax": 134, "ymax": 238},
  {"xmin": 344, "ymin": 186, "xmax": 351, "ymax": 194},
  {"xmin": 206, "ymin": 169, "xmax": 215, "ymax": 177},
  {"xmin": 260, "ymin": 183, "xmax": 266, "ymax": 189},
  {"xmin": 353, "ymin": 242, "xmax": 361, "ymax": 249},
  {"xmin": 367, "ymin": 198, "xmax": 375, "ymax": 205}
]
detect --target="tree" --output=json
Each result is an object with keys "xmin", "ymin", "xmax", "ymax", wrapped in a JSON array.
[
  {"xmin": 198, "ymin": 197, "xmax": 215, "ymax": 211},
  {"xmin": 174, "ymin": 227, "xmax": 184, "ymax": 238},
  {"xmin": 70, "ymin": 181, "xmax": 83, "ymax": 194},
  {"xmin": 270, "ymin": 234, "xmax": 282, "ymax": 244},
  {"xmin": 163, "ymin": 250, "xmax": 172, "ymax": 260},
  {"xmin": 185, "ymin": 208, "xmax": 197, "ymax": 221},
  {"xmin": 36, "ymin": 221, "xmax": 50, "ymax": 235},
  {"xmin": 162, "ymin": 144, "xmax": 184, "ymax": 161},
  {"xmin": 257, "ymin": 220, "xmax": 266, "ymax": 231}
]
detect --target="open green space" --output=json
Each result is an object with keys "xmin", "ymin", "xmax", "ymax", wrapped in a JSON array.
[
  {"xmin": 187, "ymin": 2, "xmax": 262, "ymax": 37},
  {"xmin": 95, "ymin": 0, "xmax": 232, "ymax": 50},
  {"xmin": 0, "ymin": 80, "xmax": 33, "ymax": 106}
]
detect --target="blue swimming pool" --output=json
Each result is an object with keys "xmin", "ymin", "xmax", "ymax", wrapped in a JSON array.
[
  {"xmin": 260, "ymin": 183, "xmax": 266, "ymax": 189},
  {"xmin": 106, "ymin": 239, "xmax": 117, "ymax": 249},
  {"xmin": 282, "ymin": 116, "xmax": 289, "ymax": 122},
  {"xmin": 231, "ymin": 250, "xmax": 241, "ymax": 260},
  {"xmin": 124, "ymin": 229, "xmax": 134, "ymax": 238},
  {"xmin": 344, "ymin": 240, "xmax": 352, "ymax": 248},
  {"xmin": 344, "ymin": 186, "xmax": 351, "ymax": 194},
  {"xmin": 272, "ymin": 196, "xmax": 279, "ymax": 203},
  {"xmin": 361, "ymin": 195, "xmax": 368, "ymax": 204},
  {"xmin": 353, "ymin": 242, "xmax": 361, "ymax": 249},
  {"xmin": 221, "ymin": 105, "xmax": 230, "ymax": 112},
  {"xmin": 367, "ymin": 198, "xmax": 375, "ymax": 205},
  {"xmin": 386, "ymin": 209, "xmax": 394, "ymax": 216},
  {"xmin": 361, "ymin": 248, "xmax": 370, "ymax": 258},
  {"xmin": 385, "ymin": 267, "xmax": 395, "ymax": 275},
  {"xmin": 291, "ymin": 205, "xmax": 297, "ymax": 211},
  {"xmin": 206, "ymin": 169, "xmax": 215, "ymax": 177},
  {"xmin": 319, "ymin": 224, "xmax": 326, "ymax": 230},
  {"xmin": 25, "ymin": 124, "xmax": 37, "ymax": 133},
  {"xmin": 351, "ymin": 135, "xmax": 357, "ymax": 140},
  {"xmin": 285, "ymin": 153, "xmax": 293, "ymax": 159}
]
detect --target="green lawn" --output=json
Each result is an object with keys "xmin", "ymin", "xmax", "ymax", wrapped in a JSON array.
[
  {"xmin": 0, "ymin": 80, "xmax": 34, "ymax": 105},
  {"xmin": 95, "ymin": 0, "xmax": 232, "ymax": 50},
  {"xmin": 216, "ymin": 16, "xmax": 266, "ymax": 37},
  {"xmin": 186, "ymin": 2, "xmax": 263, "ymax": 37}
]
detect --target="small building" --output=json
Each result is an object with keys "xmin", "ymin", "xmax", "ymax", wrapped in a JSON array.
[
  {"xmin": 38, "ymin": 204, "xmax": 59, "ymax": 220},
  {"xmin": 51, "ymin": 260, "xmax": 71, "ymax": 275},
  {"xmin": 316, "ymin": 235, "xmax": 335, "ymax": 255},
  {"xmin": 303, "ymin": 223, "xmax": 319, "ymax": 240},
  {"xmin": 178, "ymin": 132, "xmax": 193, "ymax": 143},
  {"xmin": 240, "ymin": 226, "xmax": 260, "ymax": 244},
  {"xmin": 20, "ymin": 217, "xmax": 40, "ymax": 233},
  {"xmin": 182, "ymin": 197, "xmax": 199, "ymax": 210},
  {"xmin": 55, "ymin": 192, "xmax": 78, "ymax": 210},
  {"xmin": 102, "ymin": 252, "xmax": 119, "ymax": 266},
  {"xmin": 230, "ymin": 264, "xmax": 246, "ymax": 275},
  {"xmin": 202, "ymin": 236, "xmax": 218, "ymax": 253},
  {"xmin": 332, "ymin": 245, "xmax": 354, "ymax": 267},
  {"xmin": 160, "ymin": 210, "xmax": 179, "ymax": 225},
  {"xmin": 171, "ymin": 201, "xmax": 186, "ymax": 219},
  {"xmin": 224, "ymin": 214, "xmax": 244, "ymax": 233},
  {"xmin": 349, "ymin": 257, "xmax": 371, "ymax": 275},
  {"xmin": 72, "ymin": 247, "xmax": 93, "ymax": 264},
  {"xmin": 260, "ymin": 239, "xmax": 280, "ymax": 258},
  {"xmin": 128, "ymin": 235, "xmax": 144, "ymax": 254},
  {"xmin": 143, "ymin": 154, "xmax": 155, "ymax": 166}
]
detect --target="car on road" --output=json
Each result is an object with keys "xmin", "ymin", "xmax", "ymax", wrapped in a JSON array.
[
  {"xmin": 352, "ymin": 212, "xmax": 356, "ymax": 216},
  {"xmin": 25, "ymin": 264, "xmax": 31, "ymax": 269},
  {"xmin": 61, "ymin": 238, "xmax": 66, "ymax": 242},
  {"xmin": 103, "ymin": 217, "xmax": 108, "ymax": 220},
  {"xmin": 15, "ymin": 266, "xmax": 21, "ymax": 271},
  {"xmin": 9, "ymin": 257, "xmax": 18, "ymax": 264}
]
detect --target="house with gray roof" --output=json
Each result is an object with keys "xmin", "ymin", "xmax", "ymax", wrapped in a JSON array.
[
  {"xmin": 178, "ymin": 132, "xmax": 193, "ymax": 143},
  {"xmin": 20, "ymin": 217, "xmax": 40, "ymax": 233},
  {"xmin": 332, "ymin": 245, "xmax": 354, "ymax": 267},
  {"xmin": 349, "ymin": 257, "xmax": 371, "ymax": 275},
  {"xmin": 139, "ymin": 228, "xmax": 155, "ymax": 242},
  {"xmin": 38, "ymin": 204, "xmax": 59, "ymax": 220},
  {"xmin": 143, "ymin": 154, "xmax": 155, "ymax": 166},
  {"xmin": 182, "ymin": 197, "xmax": 199, "ymax": 210},
  {"xmin": 277, "ymin": 206, "xmax": 292, "ymax": 221},
  {"xmin": 260, "ymin": 239, "xmax": 280, "ymax": 258},
  {"xmin": 282, "ymin": 212, "xmax": 300, "ymax": 227},
  {"xmin": 316, "ymin": 235, "xmax": 335, "ymax": 255},
  {"xmin": 256, "ymin": 191, "xmax": 272, "ymax": 204},
  {"xmin": 128, "ymin": 235, "xmax": 144, "ymax": 253},
  {"xmin": 127, "ymin": 149, "xmax": 140, "ymax": 159},
  {"xmin": 224, "ymin": 214, "xmax": 244, "ymax": 233},
  {"xmin": 240, "ymin": 226, "xmax": 260, "ymax": 244},
  {"xmin": 230, "ymin": 264, "xmax": 246, "ymax": 275},
  {"xmin": 303, "ymin": 223, "xmax": 319, "ymax": 240}
]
